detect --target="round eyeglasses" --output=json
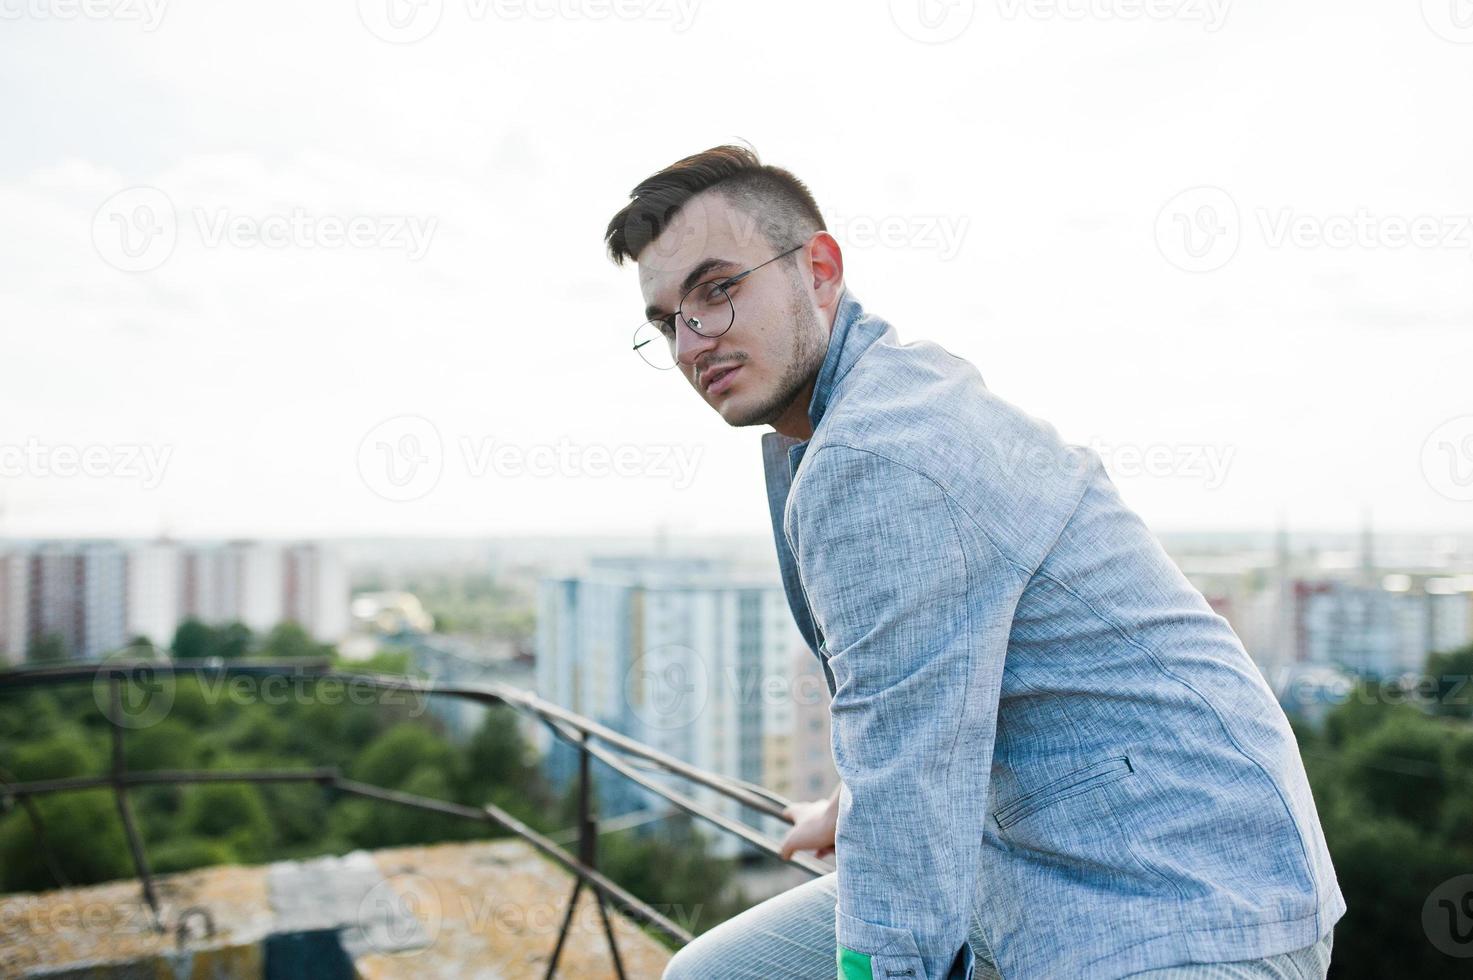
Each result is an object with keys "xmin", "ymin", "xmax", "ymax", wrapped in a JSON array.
[{"xmin": 631, "ymin": 243, "xmax": 804, "ymax": 370}]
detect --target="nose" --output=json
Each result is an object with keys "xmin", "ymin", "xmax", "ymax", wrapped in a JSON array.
[{"xmin": 674, "ymin": 314, "xmax": 720, "ymax": 370}]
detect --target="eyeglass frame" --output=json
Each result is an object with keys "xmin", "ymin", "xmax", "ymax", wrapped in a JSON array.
[{"xmin": 631, "ymin": 242, "xmax": 806, "ymax": 370}]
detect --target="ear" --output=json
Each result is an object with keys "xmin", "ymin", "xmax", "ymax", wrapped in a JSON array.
[{"xmin": 805, "ymin": 231, "xmax": 845, "ymax": 316}]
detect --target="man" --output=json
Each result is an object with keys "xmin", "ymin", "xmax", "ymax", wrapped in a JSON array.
[{"xmin": 605, "ymin": 145, "xmax": 1345, "ymax": 979}]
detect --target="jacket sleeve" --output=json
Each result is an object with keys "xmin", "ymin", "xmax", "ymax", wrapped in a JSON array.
[{"xmin": 788, "ymin": 444, "xmax": 1027, "ymax": 980}]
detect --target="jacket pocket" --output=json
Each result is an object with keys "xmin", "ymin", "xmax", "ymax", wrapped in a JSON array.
[{"xmin": 992, "ymin": 756, "xmax": 1133, "ymax": 831}]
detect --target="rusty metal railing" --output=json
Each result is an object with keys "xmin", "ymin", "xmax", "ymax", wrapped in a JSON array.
[{"xmin": 0, "ymin": 658, "xmax": 832, "ymax": 979}]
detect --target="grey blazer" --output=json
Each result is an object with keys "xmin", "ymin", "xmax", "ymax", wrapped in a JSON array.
[{"xmin": 760, "ymin": 287, "xmax": 1345, "ymax": 979}]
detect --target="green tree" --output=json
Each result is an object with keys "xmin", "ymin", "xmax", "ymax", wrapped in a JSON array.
[
  {"xmin": 149, "ymin": 838, "xmax": 237, "ymax": 875},
  {"xmin": 123, "ymin": 635, "xmax": 159, "ymax": 658},
  {"xmin": 171, "ymin": 619, "xmax": 254, "ymax": 660},
  {"xmin": 214, "ymin": 622, "xmax": 254, "ymax": 660},
  {"xmin": 180, "ymin": 782, "xmax": 275, "ymax": 863},
  {"xmin": 0, "ymin": 791, "xmax": 131, "ymax": 891},
  {"xmin": 596, "ymin": 815, "xmax": 746, "ymax": 937},
  {"xmin": 122, "ymin": 719, "xmax": 200, "ymax": 772},
  {"xmin": 1426, "ymin": 642, "xmax": 1473, "ymax": 719},
  {"xmin": 170, "ymin": 619, "xmax": 214, "ymax": 660},
  {"xmin": 27, "ymin": 633, "xmax": 68, "ymax": 664},
  {"xmin": 0, "ymin": 691, "xmax": 65, "ymax": 744},
  {"xmin": 1318, "ymin": 806, "xmax": 1464, "ymax": 977},
  {"xmin": 457, "ymin": 710, "xmax": 543, "ymax": 807},
  {"xmin": 350, "ymin": 723, "xmax": 454, "ymax": 791},
  {"xmin": 10, "ymin": 733, "xmax": 100, "ymax": 782},
  {"xmin": 261, "ymin": 621, "xmax": 332, "ymax": 661},
  {"xmin": 1341, "ymin": 713, "xmax": 1450, "ymax": 827},
  {"xmin": 1303, "ymin": 649, "xmax": 1473, "ymax": 979},
  {"xmin": 333, "ymin": 769, "xmax": 475, "ymax": 850}
]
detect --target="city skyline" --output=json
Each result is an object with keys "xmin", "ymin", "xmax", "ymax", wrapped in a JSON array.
[{"xmin": 0, "ymin": 537, "xmax": 349, "ymax": 664}]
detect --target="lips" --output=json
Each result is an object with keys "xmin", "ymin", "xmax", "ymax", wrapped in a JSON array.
[{"xmin": 704, "ymin": 364, "xmax": 741, "ymax": 394}]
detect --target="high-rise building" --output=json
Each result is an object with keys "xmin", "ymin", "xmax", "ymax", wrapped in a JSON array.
[
  {"xmin": 283, "ymin": 543, "xmax": 349, "ymax": 643},
  {"xmin": 80, "ymin": 543, "xmax": 129, "ymax": 659},
  {"xmin": 126, "ymin": 540, "xmax": 181, "ymax": 648},
  {"xmin": 231, "ymin": 540, "xmax": 285, "ymax": 633},
  {"xmin": 535, "ymin": 556, "xmax": 836, "ymax": 855},
  {"xmin": 14, "ymin": 543, "xmax": 130, "ymax": 661},
  {"xmin": 0, "ymin": 550, "xmax": 29, "ymax": 665}
]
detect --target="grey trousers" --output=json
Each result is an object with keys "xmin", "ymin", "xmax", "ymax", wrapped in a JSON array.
[{"xmin": 662, "ymin": 872, "xmax": 1335, "ymax": 979}]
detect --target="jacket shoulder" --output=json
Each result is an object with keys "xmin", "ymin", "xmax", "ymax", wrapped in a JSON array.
[{"xmin": 805, "ymin": 338, "xmax": 1093, "ymax": 572}]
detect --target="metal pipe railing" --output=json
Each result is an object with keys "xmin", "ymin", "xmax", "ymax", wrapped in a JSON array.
[{"xmin": 0, "ymin": 658, "xmax": 832, "ymax": 976}]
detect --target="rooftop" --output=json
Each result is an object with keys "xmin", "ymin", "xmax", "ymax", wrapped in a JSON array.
[{"xmin": 0, "ymin": 838, "xmax": 673, "ymax": 979}]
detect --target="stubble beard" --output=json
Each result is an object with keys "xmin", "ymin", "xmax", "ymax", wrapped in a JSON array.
[{"xmin": 723, "ymin": 284, "xmax": 825, "ymax": 429}]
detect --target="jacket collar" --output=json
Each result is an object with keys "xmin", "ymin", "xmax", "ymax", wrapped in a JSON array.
[
  {"xmin": 758, "ymin": 286, "xmax": 881, "ymax": 668},
  {"xmin": 807, "ymin": 285, "xmax": 875, "ymax": 437}
]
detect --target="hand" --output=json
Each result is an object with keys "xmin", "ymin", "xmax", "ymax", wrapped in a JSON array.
[{"xmin": 779, "ymin": 793, "xmax": 838, "ymax": 861}]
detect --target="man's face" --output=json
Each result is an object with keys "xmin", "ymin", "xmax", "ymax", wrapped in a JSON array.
[{"xmin": 637, "ymin": 191, "xmax": 825, "ymax": 429}]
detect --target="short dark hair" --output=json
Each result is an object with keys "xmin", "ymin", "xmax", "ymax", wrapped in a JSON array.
[{"xmin": 604, "ymin": 143, "xmax": 826, "ymax": 266}]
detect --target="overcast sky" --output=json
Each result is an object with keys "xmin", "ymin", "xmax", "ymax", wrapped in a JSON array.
[{"xmin": 2, "ymin": 0, "xmax": 1470, "ymax": 541}]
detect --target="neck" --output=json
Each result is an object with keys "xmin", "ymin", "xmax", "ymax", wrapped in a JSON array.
[
  {"xmin": 771, "ymin": 293, "xmax": 841, "ymax": 440},
  {"xmin": 770, "ymin": 379, "xmax": 816, "ymax": 440}
]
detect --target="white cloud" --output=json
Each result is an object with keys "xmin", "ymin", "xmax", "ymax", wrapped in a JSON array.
[{"xmin": 1, "ymin": 0, "xmax": 1470, "ymax": 537}]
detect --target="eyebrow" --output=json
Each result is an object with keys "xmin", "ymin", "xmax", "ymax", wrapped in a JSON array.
[{"xmin": 644, "ymin": 257, "xmax": 740, "ymax": 320}]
